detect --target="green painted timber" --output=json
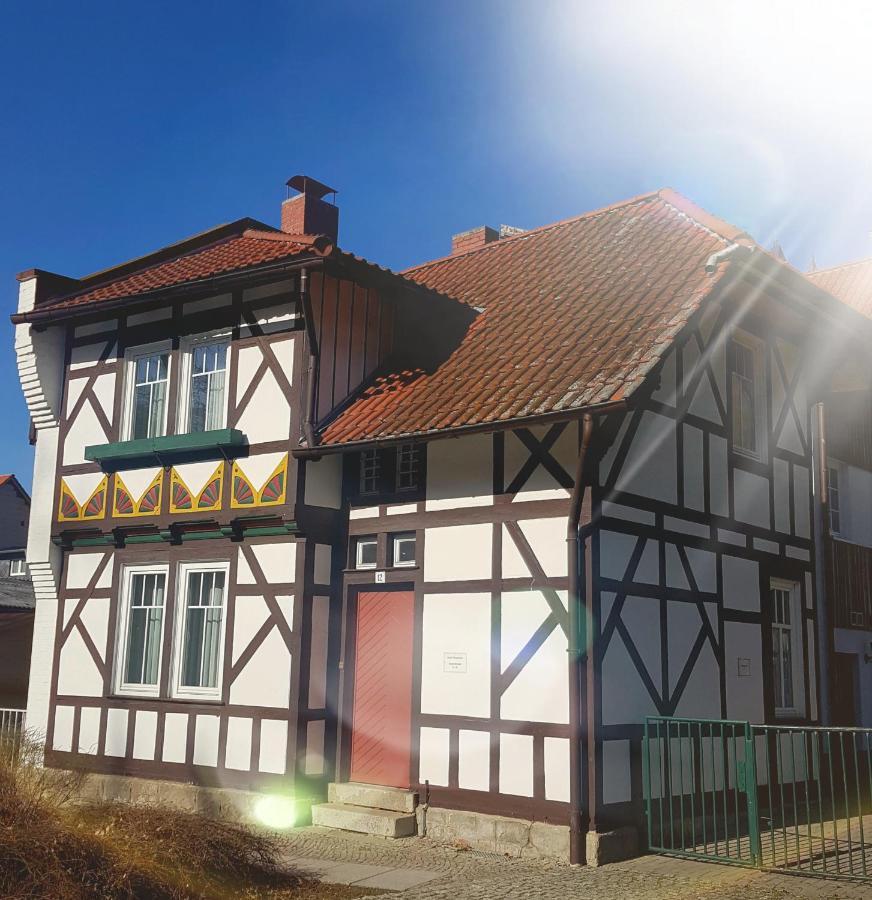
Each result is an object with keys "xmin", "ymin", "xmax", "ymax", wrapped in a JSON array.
[{"xmin": 85, "ymin": 429, "xmax": 248, "ymax": 468}]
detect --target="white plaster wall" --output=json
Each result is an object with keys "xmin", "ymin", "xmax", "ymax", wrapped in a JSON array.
[
  {"xmin": 78, "ymin": 707, "xmax": 101, "ymax": 754},
  {"xmin": 500, "ymin": 627, "xmax": 568, "ymax": 724},
  {"xmin": 722, "ymin": 555, "xmax": 760, "ymax": 612},
  {"xmin": 305, "ymin": 720, "xmax": 326, "ymax": 776},
  {"xmin": 602, "ymin": 739, "xmax": 631, "ymax": 804},
  {"xmin": 304, "ymin": 455, "xmax": 343, "ymax": 510},
  {"xmin": 733, "ymin": 468, "xmax": 770, "ymax": 529},
  {"xmin": 426, "ymin": 435, "xmax": 492, "ymax": 509},
  {"xmin": 193, "ymin": 714, "xmax": 220, "ymax": 767},
  {"xmin": 499, "ymin": 733, "xmax": 534, "ymax": 796},
  {"xmin": 725, "ymin": 621, "xmax": 764, "ymax": 722},
  {"xmin": 259, "ymin": 719, "xmax": 289, "ymax": 774},
  {"xmin": 544, "ymin": 736, "xmax": 569, "ymax": 802},
  {"xmin": 237, "ymin": 542, "xmax": 296, "ymax": 585},
  {"xmin": 683, "ymin": 424, "xmax": 705, "ymax": 511},
  {"xmin": 105, "ymin": 709, "xmax": 128, "ymax": 757},
  {"xmin": 52, "ymin": 705, "xmax": 74, "ymax": 752},
  {"xmin": 420, "ymin": 593, "xmax": 490, "ymax": 717},
  {"xmin": 133, "ymin": 710, "xmax": 158, "ymax": 760},
  {"xmin": 230, "ymin": 627, "xmax": 292, "ymax": 708},
  {"xmin": 419, "ymin": 726, "xmax": 450, "ymax": 786},
  {"xmin": 612, "ymin": 411, "xmax": 677, "ymax": 504},
  {"xmin": 225, "ymin": 717, "xmax": 253, "ymax": 771},
  {"xmin": 501, "ymin": 518, "xmax": 567, "ymax": 579},
  {"xmin": 458, "ymin": 729, "xmax": 490, "ymax": 791},
  {"xmin": 235, "ymin": 337, "xmax": 294, "ymax": 443},
  {"xmin": 793, "ymin": 465, "xmax": 810, "ymax": 538},
  {"xmin": 424, "ymin": 524, "xmax": 491, "ymax": 582},
  {"xmin": 162, "ymin": 712, "xmax": 188, "ymax": 763},
  {"xmin": 57, "ymin": 627, "xmax": 103, "ymax": 696}
]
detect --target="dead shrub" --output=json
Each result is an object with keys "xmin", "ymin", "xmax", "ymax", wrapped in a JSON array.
[{"xmin": 0, "ymin": 733, "xmax": 308, "ymax": 899}]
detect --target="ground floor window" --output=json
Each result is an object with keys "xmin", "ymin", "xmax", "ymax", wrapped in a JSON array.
[
  {"xmin": 770, "ymin": 578, "xmax": 803, "ymax": 717},
  {"xmin": 117, "ymin": 566, "xmax": 168, "ymax": 696},
  {"xmin": 173, "ymin": 563, "xmax": 228, "ymax": 700},
  {"xmin": 114, "ymin": 560, "xmax": 229, "ymax": 700}
]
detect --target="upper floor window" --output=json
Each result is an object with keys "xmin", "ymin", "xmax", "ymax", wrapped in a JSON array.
[
  {"xmin": 8, "ymin": 559, "xmax": 26, "ymax": 577},
  {"xmin": 828, "ymin": 463, "xmax": 842, "ymax": 535},
  {"xmin": 360, "ymin": 449, "xmax": 381, "ymax": 495},
  {"xmin": 396, "ymin": 443, "xmax": 420, "ymax": 492},
  {"xmin": 183, "ymin": 338, "xmax": 229, "ymax": 433},
  {"xmin": 771, "ymin": 579, "xmax": 803, "ymax": 717},
  {"xmin": 123, "ymin": 345, "xmax": 170, "ymax": 440},
  {"xmin": 729, "ymin": 334, "xmax": 763, "ymax": 458}
]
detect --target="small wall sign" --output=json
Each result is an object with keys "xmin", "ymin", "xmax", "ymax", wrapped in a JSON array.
[
  {"xmin": 443, "ymin": 652, "xmax": 468, "ymax": 673},
  {"xmin": 737, "ymin": 657, "xmax": 751, "ymax": 677},
  {"xmin": 375, "ymin": 570, "xmax": 386, "ymax": 584}
]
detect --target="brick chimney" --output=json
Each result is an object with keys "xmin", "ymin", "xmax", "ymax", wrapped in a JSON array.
[
  {"xmin": 281, "ymin": 175, "xmax": 339, "ymax": 242},
  {"xmin": 451, "ymin": 225, "xmax": 499, "ymax": 256}
]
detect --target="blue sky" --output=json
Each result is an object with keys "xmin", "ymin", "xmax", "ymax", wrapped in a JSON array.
[{"xmin": 2, "ymin": 1, "xmax": 871, "ymax": 488}]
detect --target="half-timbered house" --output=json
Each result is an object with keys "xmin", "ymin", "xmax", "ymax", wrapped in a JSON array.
[{"xmin": 12, "ymin": 179, "xmax": 871, "ymax": 864}]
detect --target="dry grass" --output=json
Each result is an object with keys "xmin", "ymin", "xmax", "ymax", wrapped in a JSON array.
[{"xmin": 0, "ymin": 734, "xmax": 366, "ymax": 899}]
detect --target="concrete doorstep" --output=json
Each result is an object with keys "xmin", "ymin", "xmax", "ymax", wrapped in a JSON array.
[{"xmin": 285, "ymin": 854, "xmax": 442, "ymax": 892}]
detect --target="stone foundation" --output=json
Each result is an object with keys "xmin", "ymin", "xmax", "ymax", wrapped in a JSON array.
[
  {"xmin": 585, "ymin": 826, "xmax": 639, "ymax": 866},
  {"xmin": 73, "ymin": 771, "xmax": 311, "ymax": 828},
  {"xmin": 416, "ymin": 806, "xmax": 571, "ymax": 861}
]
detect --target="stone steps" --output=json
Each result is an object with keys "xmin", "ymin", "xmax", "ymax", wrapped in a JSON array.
[
  {"xmin": 311, "ymin": 801, "xmax": 417, "ymax": 838},
  {"xmin": 312, "ymin": 782, "xmax": 419, "ymax": 838},
  {"xmin": 328, "ymin": 781, "xmax": 418, "ymax": 813}
]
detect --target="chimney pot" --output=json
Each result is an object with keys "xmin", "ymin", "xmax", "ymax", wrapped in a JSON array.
[{"xmin": 281, "ymin": 175, "xmax": 339, "ymax": 242}]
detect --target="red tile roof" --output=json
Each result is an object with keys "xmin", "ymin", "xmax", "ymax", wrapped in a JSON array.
[
  {"xmin": 320, "ymin": 189, "xmax": 746, "ymax": 446},
  {"xmin": 806, "ymin": 258, "xmax": 872, "ymax": 319},
  {"xmin": 33, "ymin": 229, "xmax": 334, "ymax": 314}
]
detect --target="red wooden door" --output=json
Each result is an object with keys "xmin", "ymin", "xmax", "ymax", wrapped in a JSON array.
[{"xmin": 350, "ymin": 591, "xmax": 415, "ymax": 787}]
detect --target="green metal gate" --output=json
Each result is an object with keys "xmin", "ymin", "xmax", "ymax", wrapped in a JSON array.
[{"xmin": 643, "ymin": 716, "xmax": 872, "ymax": 880}]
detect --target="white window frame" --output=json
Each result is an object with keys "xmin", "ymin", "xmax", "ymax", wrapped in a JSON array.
[
  {"xmin": 355, "ymin": 537, "xmax": 378, "ymax": 570},
  {"xmin": 169, "ymin": 560, "xmax": 230, "ymax": 701},
  {"xmin": 392, "ymin": 533, "xmax": 417, "ymax": 567},
  {"xmin": 8, "ymin": 559, "xmax": 26, "ymax": 577},
  {"xmin": 176, "ymin": 331, "xmax": 232, "ymax": 435},
  {"xmin": 729, "ymin": 331, "xmax": 767, "ymax": 462},
  {"xmin": 113, "ymin": 563, "xmax": 169, "ymax": 698},
  {"xmin": 121, "ymin": 340, "xmax": 172, "ymax": 441},
  {"xmin": 770, "ymin": 578, "xmax": 804, "ymax": 718}
]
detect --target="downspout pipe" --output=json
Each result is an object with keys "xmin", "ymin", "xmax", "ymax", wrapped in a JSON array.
[
  {"xmin": 299, "ymin": 267, "xmax": 320, "ymax": 450},
  {"xmin": 812, "ymin": 401, "xmax": 831, "ymax": 725},
  {"xmin": 567, "ymin": 412, "xmax": 595, "ymax": 865}
]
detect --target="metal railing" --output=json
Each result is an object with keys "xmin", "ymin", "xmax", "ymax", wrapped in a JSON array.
[
  {"xmin": 0, "ymin": 708, "xmax": 26, "ymax": 760},
  {"xmin": 643, "ymin": 716, "xmax": 872, "ymax": 880}
]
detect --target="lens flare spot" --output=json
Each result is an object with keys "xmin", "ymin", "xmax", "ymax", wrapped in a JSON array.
[{"xmin": 253, "ymin": 794, "xmax": 296, "ymax": 830}]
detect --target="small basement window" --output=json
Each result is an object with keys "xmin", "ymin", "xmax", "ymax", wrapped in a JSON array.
[
  {"xmin": 9, "ymin": 559, "xmax": 26, "ymax": 577},
  {"xmin": 392, "ymin": 533, "xmax": 416, "ymax": 567},
  {"xmin": 355, "ymin": 537, "xmax": 378, "ymax": 570}
]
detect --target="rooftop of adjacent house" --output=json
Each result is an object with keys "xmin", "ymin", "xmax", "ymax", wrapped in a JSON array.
[
  {"xmin": 0, "ymin": 577, "xmax": 35, "ymax": 613},
  {"xmin": 807, "ymin": 258, "xmax": 872, "ymax": 319},
  {"xmin": 0, "ymin": 476, "xmax": 30, "ymax": 504},
  {"xmin": 318, "ymin": 189, "xmax": 795, "ymax": 446}
]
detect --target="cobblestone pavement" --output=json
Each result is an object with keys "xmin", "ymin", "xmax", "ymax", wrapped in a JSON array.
[{"xmin": 279, "ymin": 827, "xmax": 872, "ymax": 899}]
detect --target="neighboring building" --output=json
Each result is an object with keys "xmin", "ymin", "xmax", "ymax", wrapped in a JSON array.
[
  {"xmin": 0, "ymin": 475, "xmax": 35, "ymax": 708},
  {"xmin": 11, "ymin": 179, "xmax": 872, "ymax": 864},
  {"xmin": 806, "ymin": 262, "xmax": 872, "ymax": 729}
]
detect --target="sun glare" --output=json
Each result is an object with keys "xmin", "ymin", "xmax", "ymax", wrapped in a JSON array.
[{"xmin": 253, "ymin": 795, "xmax": 297, "ymax": 830}]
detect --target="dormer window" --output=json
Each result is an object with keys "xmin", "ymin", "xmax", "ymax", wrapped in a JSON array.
[
  {"xmin": 123, "ymin": 345, "xmax": 170, "ymax": 440},
  {"xmin": 396, "ymin": 443, "xmax": 420, "ymax": 492},
  {"xmin": 360, "ymin": 449, "xmax": 380, "ymax": 495}
]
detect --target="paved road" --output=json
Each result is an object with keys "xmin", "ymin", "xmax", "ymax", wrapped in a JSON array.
[{"xmin": 280, "ymin": 826, "xmax": 872, "ymax": 899}]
